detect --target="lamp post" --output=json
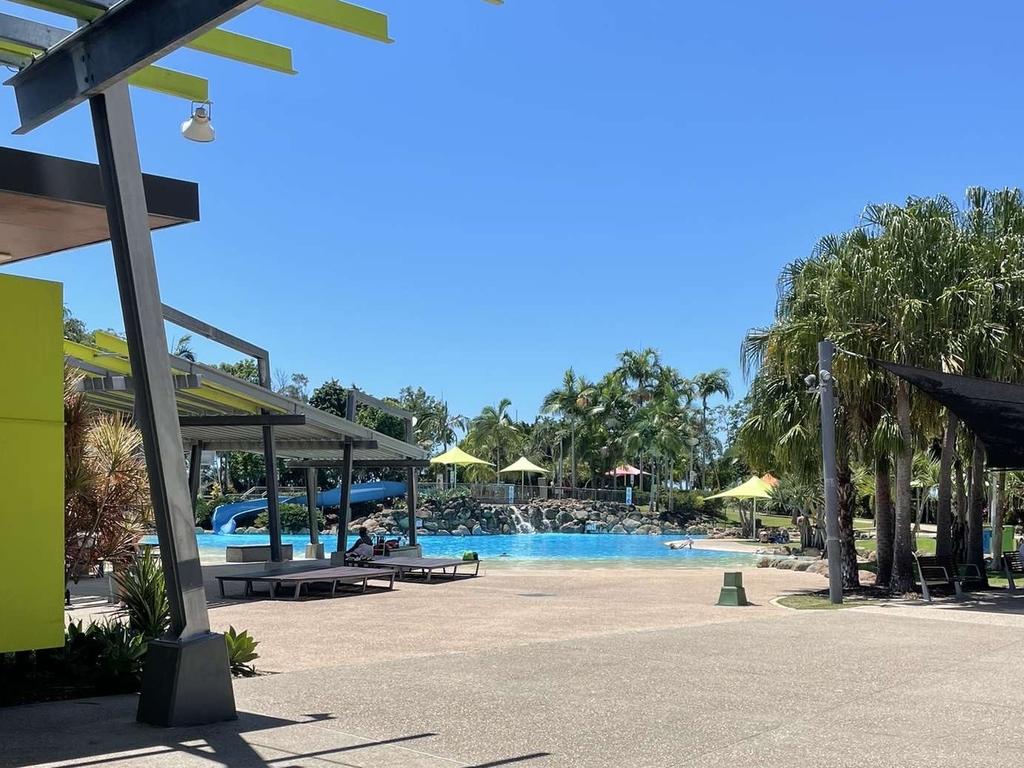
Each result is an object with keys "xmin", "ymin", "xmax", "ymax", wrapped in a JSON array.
[{"xmin": 685, "ymin": 435, "xmax": 699, "ymax": 491}]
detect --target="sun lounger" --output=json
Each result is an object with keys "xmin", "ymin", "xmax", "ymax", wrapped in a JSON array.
[
  {"xmin": 1003, "ymin": 550, "xmax": 1024, "ymax": 591},
  {"xmin": 216, "ymin": 566, "xmax": 396, "ymax": 599},
  {"xmin": 354, "ymin": 556, "xmax": 480, "ymax": 582}
]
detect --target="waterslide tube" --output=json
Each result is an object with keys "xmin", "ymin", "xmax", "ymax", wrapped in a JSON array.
[{"xmin": 211, "ymin": 481, "xmax": 406, "ymax": 534}]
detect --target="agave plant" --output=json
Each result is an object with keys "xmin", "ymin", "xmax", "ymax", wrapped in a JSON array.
[{"xmin": 112, "ymin": 549, "xmax": 170, "ymax": 639}]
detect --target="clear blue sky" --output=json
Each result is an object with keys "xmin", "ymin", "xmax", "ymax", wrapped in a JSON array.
[{"xmin": 4, "ymin": 1, "xmax": 1024, "ymax": 421}]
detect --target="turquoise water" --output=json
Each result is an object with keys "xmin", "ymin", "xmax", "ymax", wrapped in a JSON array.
[{"xmin": 148, "ymin": 532, "xmax": 755, "ymax": 566}]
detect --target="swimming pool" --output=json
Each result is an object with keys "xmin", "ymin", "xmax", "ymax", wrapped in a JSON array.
[{"xmin": 150, "ymin": 532, "xmax": 755, "ymax": 567}]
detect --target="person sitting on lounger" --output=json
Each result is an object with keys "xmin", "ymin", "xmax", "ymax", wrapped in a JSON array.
[{"xmin": 346, "ymin": 527, "xmax": 374, "ymax": 560}]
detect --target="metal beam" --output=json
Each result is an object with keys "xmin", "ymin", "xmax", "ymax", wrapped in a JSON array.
[
  {"xmin": 162, "ymin": 304, "xmax": 271, "ymax": 372},
  {"xmin": 187, "ymin": 441, "xmax": 203, "ymax": 509},
  {"xmin": 0, "ymin": 12, "xmax": 68, "ymax": 49},
  {"xmin": 77, "ymin": 373, "xmax": 200, "ymax": 393},
  {"xmin": 263, "ymin": 424, "xmax": 282, "ymax": 562},
  {"xmin": 178, "ymin": 414, "xmax": 305, "ymax": 427},
  {"xmin": 305, "ymin": 467, "xmax": 320, "ymax": 551},
  {"xmin": 90, "ymin": 82, "xmax": 235, "ymax": 725},
  {"xmin": 286, "ymin": 458, "xmax": 427, "ymax": 469},
  {"xmin": 201, "ymin": 439, "xmax": 379, "ymax": 452},
  {"xmin": 261, "ymin": 0, "xmax": 391, "ymax": 43},
  {"xmin": 350, "ymin": 388, "xmax": 412, "ymax": 420},
  {"xmin": 8, "ymin": 0, "xmax": 265, "ymax": 133},
  {"xmin": 337, "ymin": 441, "xmax": 353, "ymax": 556}
]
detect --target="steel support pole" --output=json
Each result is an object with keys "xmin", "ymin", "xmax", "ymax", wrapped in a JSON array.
[
  {"xmin": 89, "ymin": 82, "xmax": 234, "ymax": 725},
  {"xmin": 262, "ymin": 424, "xmax": 282, "ymax": 562},
  {"xmin": 818, "ymin": 340, "xmax": 844, "ymax": 604},
  {"xmin": 337, "ymin": 442, "xmax": 354, "ymax": 556},
  {"xmin": 306, "ymin": 467, "xmax": 320, "ymax": 546},
  {"xmin": 187, "ymin": 442, "xmax": 203, "ymax": 510},
  {"xmin": 405, "ymin": 418, "xmax": 418, "ymax": 547}
]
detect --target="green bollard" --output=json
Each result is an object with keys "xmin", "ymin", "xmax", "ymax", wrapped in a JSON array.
[{"xmin": 717, "ymin": 571, "xmax": 749, "ymax": 606}]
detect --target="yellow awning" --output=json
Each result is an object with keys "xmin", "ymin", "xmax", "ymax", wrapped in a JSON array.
[
  {"xmin": 704, "ymin": 476, "xmax": 773, "ymax": 500},
  {"xmin": 430, "ymin": 446, "xmax": 492, "ymax": 466},
  {"xmin": 499, "ymin": 457, "xmax": 549, "ymax": 474}
]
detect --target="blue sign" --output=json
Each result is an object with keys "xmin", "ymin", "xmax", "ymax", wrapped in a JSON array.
[
  {"xmin": 625, "ymin": 486, "xmax": 633, "ymax": 505},
  {"xmin": 507, "ymin": 484, "xmax": 515, "ymax": 504}
]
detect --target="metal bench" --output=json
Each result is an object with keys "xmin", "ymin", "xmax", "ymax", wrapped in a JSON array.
[
  {"xmin": 216, "ymin": 566, "xmax": 396, "ymax": 600},
  {"xmin": 1003, "ymin": 550, "xmax": 1024, "ymax": 591},
  {"xmin": 356, "ymin": 556, "xmax": 480, "ymax": 582},
  {"xmin": 912, "ymin": 553, "xmax": 982, "ymax": 601}
]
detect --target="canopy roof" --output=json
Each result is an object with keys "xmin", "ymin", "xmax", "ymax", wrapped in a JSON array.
[
  {"xmin": 705, "ymin": 476, "xmax": 773, "ymax": 500},
  {"xmin": 876, "ymin": 360, "xmax": 1024, "ymax": 470},
  {"xmin": 64, "ymin": 332, "xmax": 425, "ymax": 463},
  {"xmin": 430, "ymin": 446, "xmax": 491, "ymax": 466},
  {"xmin": 0, "ymin": 147, "xmax": 199, "ymax": 263},
  {"xmin": 605, "ymin": 464, "xmax": 648, "ymax": 477},
  {"xmin": 499, "ymin": 457, "xmax": 549, "ymax": 474}
]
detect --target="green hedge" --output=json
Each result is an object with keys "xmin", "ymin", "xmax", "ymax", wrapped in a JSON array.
[{"xmin": 254, "ymin": 503, "xmax": 323, "ymax": 533}]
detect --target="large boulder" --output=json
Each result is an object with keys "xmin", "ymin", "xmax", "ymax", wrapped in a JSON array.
[
  {"xmin": 454, "ymin": 525, "xmax": 471, "ymax": 536},
  {"xmin": 622, "ymin": 518, "xmax": 642, "ymax": 533},
  {"xmin": 556, "ymin": 511, "xmax": 575, "ymax": 526},
  {"xmin": 609, "ymin": 524, "xmax": 627, "ymax": 534},
  {"xmin": 559, "ymin": 521, "xmax": 583, "ymax": 533}
]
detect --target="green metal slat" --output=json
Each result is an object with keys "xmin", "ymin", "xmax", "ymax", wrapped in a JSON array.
[
  {"xmin": 128, "ymin": 66, "xmax": 209, "ymax": 102},
  {"xmin": 190, "ymin": 28, "xmax": 294, "ymax": 74},
  {"xmin": 261, "ymin": 0, "xmax": 392, "ymax": 43},
  {"xmin": 11, "ymin": 0, "xmax": 295, "ymax": 73}
]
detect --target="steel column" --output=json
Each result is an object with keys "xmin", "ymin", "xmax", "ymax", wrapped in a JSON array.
[
  {"xmin": 818, "ymin": 340, "xmax": 844, "ymax": 605},
  {"xmin": 305, "ymin": 467, "xmax": 319, "ymax": 546},
  {"xmin": 89, "ymin": 82, "xmax": 234, "ymax": 725},
  {"xmin": 405, "ymin": 417, "xmax": 417, "ymax": 546},
  {"xmin": 187, "ymin": 441, "xmax": 203, "ymax": 510},
  {"xmin": 262, "ymin": 424, "xmax": 282, "ymax": 562},
  {"xmin": 337, "ymin": 441, "xmax": 354, "ymax": 556}
]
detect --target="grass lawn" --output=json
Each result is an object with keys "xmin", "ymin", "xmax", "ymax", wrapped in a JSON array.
[
  {"xmin": 776, "ymin": 593, "xmax": 878, "ymax": 610},
  {"xmin": 718, "ymin": 508, "xmax": 874, "ymax": 530},
  {"xmin": 855, "ymin": 537, "xmax": 937, "ymax": 555}
]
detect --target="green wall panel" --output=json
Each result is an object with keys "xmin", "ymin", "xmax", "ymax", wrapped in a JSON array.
[{"xmin": 0, "ymin": 274, "xmax": 65, "ymax": 653}]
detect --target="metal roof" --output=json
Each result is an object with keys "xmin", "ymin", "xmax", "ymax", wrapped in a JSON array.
[{"xmin": 66, "ymin": 333, "xmax": 426, "ymax": 463}]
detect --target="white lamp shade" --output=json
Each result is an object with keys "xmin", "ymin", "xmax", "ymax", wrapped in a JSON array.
[{"xmin": 181, "ymin": 107, "xmax": 214, "ymax": 142}]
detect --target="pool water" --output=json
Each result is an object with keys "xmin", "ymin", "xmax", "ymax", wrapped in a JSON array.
[{"xmin": 149, "ymin": 532, "xmax": 755, "ymax": 567}]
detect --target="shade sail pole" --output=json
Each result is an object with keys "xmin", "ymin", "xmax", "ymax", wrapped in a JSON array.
[{"xmin": 818, "ymin": 340, "xmax": 844, "ymax": 604}]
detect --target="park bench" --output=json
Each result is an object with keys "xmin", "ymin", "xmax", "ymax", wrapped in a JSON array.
[
  {"xmin": 216, "ymin": 566, "xmax": 395, "ymax": 600},
  {"xmin": 912, "ymin": 553, "xmax": 983, "ymax": 602},
  {"xmin": 1003, "ymin": 550, "xmax": 1024, "ymax": 591}
]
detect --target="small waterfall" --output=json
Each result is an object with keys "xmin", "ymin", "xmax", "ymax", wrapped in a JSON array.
[{"xmin": 508, "ymin": 505, "xmax": 535, "ymax": 534}]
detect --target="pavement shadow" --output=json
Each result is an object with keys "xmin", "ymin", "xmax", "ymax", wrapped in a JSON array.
[{"xmin": 0, "ymin": 694, "xmax": 440, "ymax": 768}]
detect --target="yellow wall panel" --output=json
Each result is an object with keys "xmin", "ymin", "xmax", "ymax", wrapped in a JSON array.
[{"xmin": 0, "ymin": 274, "xmax": 65, "ymax": 653}]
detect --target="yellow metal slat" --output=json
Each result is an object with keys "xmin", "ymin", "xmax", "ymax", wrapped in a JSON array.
[{"xmin": 261, "ymin": 0, "xmax": 392, "ymax": 43}]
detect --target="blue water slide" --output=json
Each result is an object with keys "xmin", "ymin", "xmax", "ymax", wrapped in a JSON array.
[{"xmin": 211, "ymin": 481, "xmax": 407, "ymax": 534}]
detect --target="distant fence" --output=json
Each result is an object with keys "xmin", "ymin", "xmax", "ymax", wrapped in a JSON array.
[{"xmin": 419, "ymin": 482, "xmax": 649, "ymax": 506}]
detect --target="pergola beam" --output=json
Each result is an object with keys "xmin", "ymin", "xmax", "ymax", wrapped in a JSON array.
[
  {"xmin": 162, "ymin": 304, "xmax": 271, "ymax": 380},
  {"xmin": 178, "ymin": 414, "xmax": 305, "ymax": 427},
  {"xmin": 201, "ymin": 439, "xmax": 379, "ymax": 452},
  {"xmin": 78, "ymin": 373, "xmax": 201, "ymax": 393},
  {"xmin": 287, "ymin": 458, "xmax": 429, "ymax": 469},
  {"xmin": 7, "ymin": 0, "xmax": 266, "ymax": 133}
]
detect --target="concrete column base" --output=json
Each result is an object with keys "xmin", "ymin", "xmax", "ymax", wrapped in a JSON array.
[
  {"xmin": 137, "ymin": 633, "xmax": 236, "ymax": 727},
  {"xmin": 330, "ymin": 551, "xmax": 346, "ymax": 566},
  {"xmin": 305, "ymin": 543, "xmax": 325, "ymax": 560}
]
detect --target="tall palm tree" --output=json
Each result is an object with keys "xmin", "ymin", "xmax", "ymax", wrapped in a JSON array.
[
  {"xmin": 468, "ymin": 398, "xmax": 519, "ymax": 478},
  {"xmin": 421, "ymin": 400, "xmax": 468, "ymax": 452},
  {"xmin": 542, "ymin": 369, "xmax": 594, "ymax": 490},
  {"xmin": 692, "ymin": 368, "xmax": 732, "ymax": 489}
]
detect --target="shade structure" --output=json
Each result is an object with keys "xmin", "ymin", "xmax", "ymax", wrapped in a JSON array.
[
  {"xmin": 430, "ymin": 446, "xmax": 491, "ymax": 466},
  {"xmin": 705, "ymin": 476, "xmax": 773, "ymax": 500},
  {"xmin": 875, "ymin": 360, "xmax": 1024, "ymax": 470},
  {"xmin": 499, "ymin": 457, "xmax": 549, "ymax": 475},
  {"xmin": 605, "ymin": 464, "xmax": 647, "ymax": 477}
]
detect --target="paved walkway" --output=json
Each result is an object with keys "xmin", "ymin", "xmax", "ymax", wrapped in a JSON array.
[{"xmin": 8, "ymin": 567, "xmax": 1024, "ymax": 767}]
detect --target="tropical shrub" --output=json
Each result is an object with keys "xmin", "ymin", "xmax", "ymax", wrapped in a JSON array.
[
  {"xmin": 254, "ymin": 503, "xmax": 322, "ymax": 533},
  {"xmin": 64, "ymin": 367, "xmax": 150, "ymax": 583},
  {"xmin": 194, "ymin": 496, "xmax": 226, "ymax": 529},
  {"xmin": 224, "ymin": 626, "xmax": 260, "ymax": 677},
  {"xmin": 113, "ymin": 549, "xmax": 170, "ymax": 639}
]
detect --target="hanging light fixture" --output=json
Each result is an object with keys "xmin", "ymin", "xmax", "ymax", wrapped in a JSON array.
[{"xmin": 181, "ymin": 101, "xmax": 215, "ymax": 143}]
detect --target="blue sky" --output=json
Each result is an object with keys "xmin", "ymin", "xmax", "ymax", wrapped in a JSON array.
[{"xmin": 4, "ymin": 1, "xmax": 1024, "ymax": 422}]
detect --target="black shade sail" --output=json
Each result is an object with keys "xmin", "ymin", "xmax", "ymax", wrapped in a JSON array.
[{"xmin": 875, "ymin": 360, "xmax": 1024, "ymax": 470}]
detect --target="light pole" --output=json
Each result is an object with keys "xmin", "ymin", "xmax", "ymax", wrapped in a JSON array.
[
  {"xmin": 685, "ymin": 435, "xmax": 699, "ymax": 492},
  {"xmin": 813, "ymin": 340, "xmax": 843, "ymax": 605}
]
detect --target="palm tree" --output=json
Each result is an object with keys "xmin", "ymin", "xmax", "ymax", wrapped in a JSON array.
[
  {"xmin": 421, "ymin": 400, "xmax": 468, "ymax": 452},
  {"xmin": 468, "ymin": 398, "xmax": 519, "ymax": 479},
  {"xmin": 542, "ymin": 369, "xmax": 594, "ymax": 490},
  {"xmin": 692, "ymin": 368, "xmax": 732, "ymax": 489},
  {"xmin": 170, "ymin": 334, "xmax": 196, "ymax": 362}
]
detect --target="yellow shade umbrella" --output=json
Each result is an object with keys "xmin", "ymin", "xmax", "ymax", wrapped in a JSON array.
[
  {"xmin": 430, "ymin": 445, "xmax": 492, "ymax": 485},
  {"xmin": 705, "ymin": 476, "xmax": 774, "ymax": 539},
  {"xmin": 499, "ymin": 457, "xmax": 549, "ymax": 475}
]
